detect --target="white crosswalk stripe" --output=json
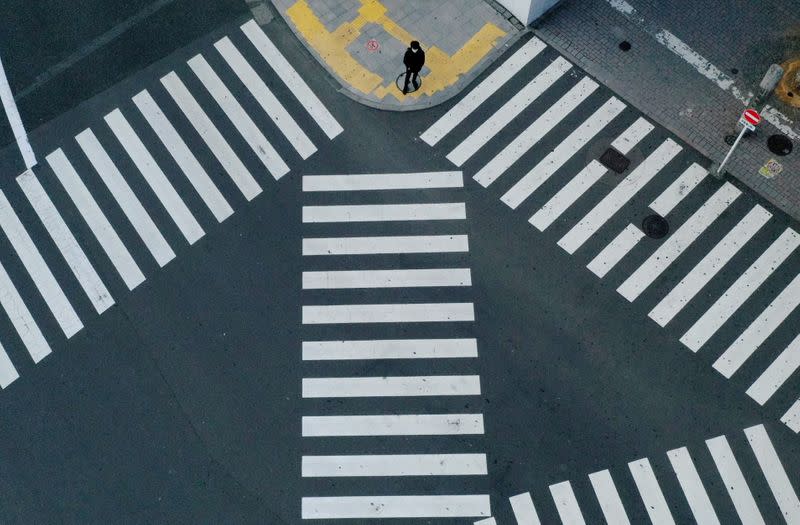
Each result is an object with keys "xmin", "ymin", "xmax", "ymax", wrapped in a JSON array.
[
  {"xmin": 587, "ymin": 223, "xmax": 644, "ymax": 278},
  {"xmin": 0, "ymin": 189, "xmax": 83, "ymax": 338},
  {"xmin": 214, "ymin": 36, "xmax": 316, "ymax": 160},
  {"xmin": 558, "ymin": 139, "xmax": 682, "ymax": 254},
  {"xmin": 0, "ymin": 18, "xmax": 341, "ymax": 388},
  {"xmin": 132, "ymin": 89, "xmax": 234, "ymax": 223},
  {"xmin": 420, "ymin": 37, "xmax": 547, "ymax": 146},
  {"xmin": 501, "ymin": 97, "xmax": 626, "ymax": 209},
  {"xmin": 76, "ymin": 128, "xmax": 175, "ymax": 267},
  {"xmin": 46, "ymin": 149, "xmax": 145, "ymax": 290},
  {"xmin": 447, "ymin": 57, "xmax": 572, "ymax": 167},
  {"xmin": 17, "ymin": 170, "xmax": 114, "ymax": 314},
  {"xmin": 300, "ymin": 171, "xmax": 486, "ymax": 518},
  {"xmin": 474, "ymin": 76, "xmax": 599, "ymax": 188},
  {"xmin": 105, "ymin": 109, "xmax": 204, "ymax": 244},
  {"xmin": 241, "ymin": 19, "xmax": 343, "ymax": 139},
  {"xmin": 649, "ymin": 163, "xmax": 708, "ymax": 216},
  {"xmin": 503, "ymin": 424, "xmax": 795, "ymax": 524},
  {"xmin": 301, "ymin": 495, "xmax": 491, "ymax": 520},
  {"xmin": 747, "ymin": 333, "xmax": 800, "ymax": 405}
]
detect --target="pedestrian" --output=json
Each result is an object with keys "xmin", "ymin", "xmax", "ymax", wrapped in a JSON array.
[{"xmin": 402, "ymin": 40, "xmax": 425, "ymax": 94}]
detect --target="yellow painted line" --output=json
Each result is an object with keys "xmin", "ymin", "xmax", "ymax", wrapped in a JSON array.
[{"xmin": 285, "ymin": 0, "xmax": 508, "ymax": 102}]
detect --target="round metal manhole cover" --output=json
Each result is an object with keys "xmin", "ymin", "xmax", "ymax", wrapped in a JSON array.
[
  {"xmin": 395, "ymin": 72, "xmax": 423, "ymax": 93},
  {"xmin": 642, "ymin": 214, "xmax": 669, "ymax": 239},
  {"xmin": 619, "ymin": 41, "xmax": 632, "ymax": 52},
  {"xmin": 767, "ymin": 134, "xmax": 793, "ymax": 156}
]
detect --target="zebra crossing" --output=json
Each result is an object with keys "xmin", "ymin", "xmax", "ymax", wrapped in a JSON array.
[
  {"xmin": 300, "ymin": 171, "xmax": 491, "ymax": 520},
  {"xmin": 489, "ymin": 423, "xmax": 799, "ymax": 524},
  {"xmin": 0, "ymin": 19, "xmax": 341, "ymax": 388},
  {"xmin": 420, "ymin": 34, "xmax": 800, "ymax": 434}
]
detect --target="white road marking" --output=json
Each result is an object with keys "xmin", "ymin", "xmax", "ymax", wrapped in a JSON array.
[
  {"xmin": 215, "ymin": 36, "xmax": 316, "ymax": 159},
  {"xmin": 302, "ymin": 302, "xmax": 475, "ymax": 324},
  {"xmin": 706, "ymin": 435, "xmax": 765, "ymax": 525},
  {"xmin": 420, "ymin": 37, "xmax": 547, "ymax": 146},
  {"xmin": 628, "ymin": 458, "xmax": 676, "ymax": 525},
  {"xmin": 302, "ymin": 203, "xmax": 466, "ymax": 223},
  {"xmin": 782, "ymin": 400, "xmax": 800, "ymax": 433},
  {"xmin": 747, "ymin": 333, "xmax": 800, "ymax": 405},
  {"xmin": 302, "ymin": 338, "xmax": 478, "ymax": 360},
  {"xmin": 558, "ymin": 139, "xmax": 682, "ymax": 254},
  {"xmin": 713, "ymin": 273, "xmax": 800, "ymax": 378},
  {"xmin": 509, "ymin": 492, "xmax": 542, "ymax": 525},
  {"xmin": 302, "ymin": 414, "xmax": 485, "ymax": 436},
  {"xmin": 618, "ymin": 182, "xmax": 741, "ymax": 302},
  {"xmin": 301, "ymin": 495, "xmax": 491, "ymax": 519},
  {"xmin": 501, "ymin": 97, "xmax": 626, "ymax": 209},
  {"xmin": 302, "ymin": 375, "xmax": 481, "ymax": 398},
  {"xmin": 549, "ymin": 481, "xmax": 586, "ymax": 525},
  {"xmin": 447, "ymin": 57, "xmax": 572, "ymax": 166},
  {"xmin": 649, "ymin": 163, "xmax": 708, "ymax": 216},
  {"xmin": 649, "ymin": 205, "xmax": 770, "ymax": 326},
  {"xmin": 0, "ymin": 54, "xmax": 36, "ymax": 168},
  {"xmin": 187, "ymin": 54, "xmax": 289, "ymax": 179},
  {"xmin": 587, "ymin": 224, "xmax": 644, "ymax": 278},
  {"xmin": 474, "ymin": 76, "xmax": 599, "ymax": 188},
  {"xmin": 302, "ymin": 234, "xmax": 469, "ymax": 255},
  {"xmin": 161, "ymin": 71, "xmax": 262, "ymax": 200},
  {"xmin": 531, "ymin": 117, "xmax": 654, "ymax": 231},
  {"xmin": 588, "ymin": 470, "xmax": 630, "ymax": 525},
  {"xmin": 76, "ymin": 128, "xmax": 175, "ymax": 267},
  {"xmin": 0, "ymin": 340, "xmax": 18, "ymax": 388},
  {"xmin": 610, "ymin": 117, "xmax": 655, "ymax": 154},
  {"xmin": 241, "ymin": 20, "xmax": 343, "ymax": 139},
  {"xmin": 475, "ymin": 518, "xmax": 496, "ymax": 525},
  {"xmin": 744, "ymin": 424, "xmax": 800, "ymax": 523},
  {"xmin": 681, "ymin": 228, "xmax": 799, "ymax": 352},
  {"xmin": 667, "ymin": 447, "xmax": 720, "ymax": 525},
  {"xmin": 302, "ymin": 453, "xmax": 487, "ymax": 477},
  {"xmin": 0, "ymin": 189, "xmax": 82, "ymax": 337},
  {"xmin": 303, "ymin": 171, "xmax": 463, "ymax": 191},
  {"xmin": 46, "ymin": 149, "xmax": 145, "ymax": 290},
  {"xmin": 302, "ymin": 268, "xmax": 471, "ymax": 289},
  {"xmin": 132, "ymin": 89, "xmax": 233, "ymax": 222},
  {"xmin": 0, "ymin": 260, "xmax": 51, "ymax": 363},
  {"xmin": 105, "ymin": 109, "xmax": 204, "ymax": 244},
  {"xmin": 18, "ymin": 171, "xmax": 114, "ymax": 314}
]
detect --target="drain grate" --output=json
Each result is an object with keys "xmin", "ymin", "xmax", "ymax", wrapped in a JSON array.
[
  {"xmin": 642, "ymin": 214, "xmax": 669, "ymax": 239},
  {"xmin": 767, "ymin": 134, "xmax": 793, "ymax": 156},
  {"xmin": 599, "ymin": 148, "xmax": 630, "ymax": 173}
]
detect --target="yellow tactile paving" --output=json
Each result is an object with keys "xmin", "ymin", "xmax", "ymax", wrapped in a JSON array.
[{"xmin": 285, "ymin": 0, "xmax": 508, "ymax": 103}]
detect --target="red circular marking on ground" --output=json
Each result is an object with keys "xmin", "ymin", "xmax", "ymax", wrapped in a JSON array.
[
  {"xmin": 743, "ymin": 108, "xmax": 761, "ymax": 125},
  {"xmin": 366, "ymin": 39, "xmax": 380, "ymax": 52}
]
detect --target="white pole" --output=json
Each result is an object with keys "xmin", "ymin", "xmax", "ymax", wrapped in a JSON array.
[
  {"xmin": 717, "ymin": 125, "xmax": 748, "ymax": 176},
  {"xmin": 0, "ymin": 53, "xmax": 36, "ymax": 169}
]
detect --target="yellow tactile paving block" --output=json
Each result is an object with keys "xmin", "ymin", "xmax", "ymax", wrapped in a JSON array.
[{"xmin": 286, "ymin": 0, "xmax": 507, "ymax": 102}]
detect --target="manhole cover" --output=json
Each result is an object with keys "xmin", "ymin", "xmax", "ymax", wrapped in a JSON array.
[
  {"xmin": 395, "ymin": 72, "xmax": 423, "ymax": 94},
  {"xmin": 619, "ymin": 41, "xmax": 631, "ymax": 52},
  {"xmin": 724, "ymin": 134, "xmax": 737, "ymax": 146},
  {"xmin": 599, "ymin": 148, "xmax": 630, "ymax": 173},
  {"xmin": 642, "ymin": 214, "xmax": 669, "ymax": 239},
  {"xmin": 767, "ymin": 134, "xmax": 793, "ymax": 156}
]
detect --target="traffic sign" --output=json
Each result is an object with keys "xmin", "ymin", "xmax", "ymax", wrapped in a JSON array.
[{"xmin": 743, "ymin": 109, "xmax": 761, "ymax": 124}]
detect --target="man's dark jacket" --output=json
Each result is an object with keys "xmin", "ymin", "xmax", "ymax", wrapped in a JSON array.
[{"xmin": 403, "ymin": 48, "xmax": 425, "ymax": 72}]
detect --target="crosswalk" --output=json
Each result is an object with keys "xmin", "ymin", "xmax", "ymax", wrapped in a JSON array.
[
  {"xmin": 300, "ymin": 171, "xmax": 490, "ymax": 520},
  {"xmin": 420, "ymin": 34, "xmax": 800, "ymax": 434},
  {"xmin": 490, "ymin": 423, "xmax": 799, "ymax": 524},
  {"xmin": 0, "ymin": 19, "xmax": 341, "ymax": 388}
]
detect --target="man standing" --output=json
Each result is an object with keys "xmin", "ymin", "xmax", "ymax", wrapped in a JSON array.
[{"xmin": 402, "ymin": 40, "xmax": 425, "ymax": 94}]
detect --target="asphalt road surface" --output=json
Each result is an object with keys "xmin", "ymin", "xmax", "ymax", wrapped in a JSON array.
[{"xmin": 0, "ymin": 5, "xmax": 797, "ymax": 524}]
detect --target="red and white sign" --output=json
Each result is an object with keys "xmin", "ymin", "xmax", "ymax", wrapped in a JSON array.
[
  {"xmin": 366, "ymin": 39, "xmax": 380, "ymax": 52},
  {"xmin": 739, "ymin": 108, "xmax": 761, "ymax": 131},
  {"xmin": 743, "ymin": 109, "xmax": 761, "ymax": 126}
]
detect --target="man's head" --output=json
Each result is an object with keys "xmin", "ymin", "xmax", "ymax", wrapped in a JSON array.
[{"xmin": 410, "ymin": 41, "xmax": 420, "ymax": 51}]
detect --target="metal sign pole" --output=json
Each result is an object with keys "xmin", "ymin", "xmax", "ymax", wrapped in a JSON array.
[{"xmin": 717, "ymin": 125, "xmax": 748, "ymax": 176}]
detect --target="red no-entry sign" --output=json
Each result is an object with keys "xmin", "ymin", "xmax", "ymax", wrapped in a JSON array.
[{"xmin": 743, "ymin": 109, "xmax": 761, "ymax": 125}]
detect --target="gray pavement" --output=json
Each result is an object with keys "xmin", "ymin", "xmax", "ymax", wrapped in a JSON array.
[
  {"xmin": 533, "ymin": 0, "xmax": 800, "ymax": 224},
  {"xmin": 0, "ymin": 3, "xmax": 796, "ymax": 524}
]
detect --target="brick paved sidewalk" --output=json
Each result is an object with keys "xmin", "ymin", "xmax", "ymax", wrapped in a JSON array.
[
  {"xmin": 270, "ymin": 0, "xmax": 521, "ymax": 111},
  {"xmin": 533, "ymin": 0, "xmax": 800, "ymax": 223}
]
